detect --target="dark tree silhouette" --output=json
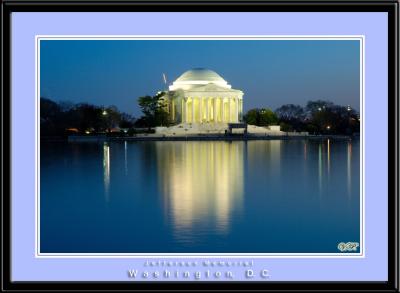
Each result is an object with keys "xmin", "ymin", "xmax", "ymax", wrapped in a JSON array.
[
  {"xmin": 137, "ymin": 92, "xmax": 170, "ymax": 127},
  {"xmin": 40, "ymin": 98, "xmax": 136, "ymax": 137}
]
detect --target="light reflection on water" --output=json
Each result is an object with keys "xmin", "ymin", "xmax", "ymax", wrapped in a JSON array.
[
  {"xmin": 41, "ymin": 139, "xmax": 360, "ymax": 253},
  {"xmin": 327, "ymin": 139, "xmax": 331, "ymax": 177},
  {"xmin": 319, "ymin": 143, "xmax": 323, "ymax": 194},
  {"xmin": 154, "ymin": 142, "xmax": 244, "ymax": 241},
  {"xmin": 348, "ymin": 142, "xmax": 352, "ymax": 198},
  {"xmin": 103, "ymin": 143, "xmax": 110, "ymax": 201},
  {"xmin": 124, "ymin": 141, "xmax": 128, "ymax": 176}
]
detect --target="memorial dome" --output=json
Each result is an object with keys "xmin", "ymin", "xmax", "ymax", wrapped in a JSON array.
[
  {"xmin": 176, "ymin": 68, "xmax": 226, "ymax": 83},
  {"xmin": 169, "ymin": 68, "xmax": 231, "ymax": 90}
]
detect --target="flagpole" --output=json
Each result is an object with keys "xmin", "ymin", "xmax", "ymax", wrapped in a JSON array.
[{"xmin": 162, "ymin": 73, "xmax": 167, "ymax": 90}]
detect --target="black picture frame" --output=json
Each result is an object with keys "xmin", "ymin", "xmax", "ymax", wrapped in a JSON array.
[{"xmin": 1, "ymin": 0, "xmax": 398, "ymax": 291}]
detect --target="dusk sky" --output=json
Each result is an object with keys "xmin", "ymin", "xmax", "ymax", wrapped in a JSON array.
[{"xmin": 40, "ymin": 40, "xmax": 360, "ymax": 117}]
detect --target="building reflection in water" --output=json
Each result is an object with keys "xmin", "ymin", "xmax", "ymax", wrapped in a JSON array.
[
  {"xmin": 103, "ymin": 142, "xmax": 110, "ymax": 201},
  {"xmin": 155, "ymin": 141, "xmax": 244, "ymax": 239}
]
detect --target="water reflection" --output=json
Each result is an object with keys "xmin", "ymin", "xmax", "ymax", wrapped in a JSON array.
[
  {"xmin": 319, "ymin": 143, "xmax": 323, "ymax": 194},
  {"xmin": 303, "ymin": 141, "xmax": 308, "ymax": 187},
  {"xmin": 124, "ymin": 141, "xmax": 128, "ymax": 176},
  {"xmin": 41, "ymin": 139, "xmax": 360, "ymax": 253},
  {"xmin": 347, "ymin": 142, "xmax": 352, "ymax": 198},
  {"xmin": 246, "ymin": 140, "xmax": 281, "ymax": 177},
  {"xmin": 304, "ymin": 141, "xmax": 307, "ymax": 161},
  {"xmin": 155, "ymin": 141, "xmax": 244, "ymax": 240},
  {"xmin": 103, "ymin": 142, "xmax": 110, "ymax": 201},
  {"xmin": 327, "ymin": 139, "xmax": 331, "ymax": 177}
]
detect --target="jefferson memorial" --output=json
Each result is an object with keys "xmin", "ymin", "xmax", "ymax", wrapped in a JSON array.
[{"xmin": 161, "ymin": 68, "xmax": 244, "ymax": 124}]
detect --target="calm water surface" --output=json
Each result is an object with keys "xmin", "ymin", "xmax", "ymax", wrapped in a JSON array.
[{"xmin": 41, "ymin": 139, "xmax": 360, "ymax": 253}]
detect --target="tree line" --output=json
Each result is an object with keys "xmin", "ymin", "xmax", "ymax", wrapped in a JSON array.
[
  {"xmin": 136, "ymin": 93, "xmax": 360, "ymax": 135},
  {"xmin": 41, "ymin": 93, "xmax": 170, "ymax": 137},
  {"xmin": 40, "ymin": 98, "xmax": 136, "ymax": 137},
  {"xmin": 41, "ymin": 96, "xmax": 360, "ymax": 137},
  {"xmin": 244, "ymin": 100, "xmax": 360, "ymax": 135}
]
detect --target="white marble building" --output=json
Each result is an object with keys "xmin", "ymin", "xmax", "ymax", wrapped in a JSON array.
[{"xmin": 161, "ymin": 68, "xmax": 244, "ymax": 124}]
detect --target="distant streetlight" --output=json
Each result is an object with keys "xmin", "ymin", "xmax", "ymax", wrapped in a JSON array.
[
  {"xmin": 102, "ymin": 110, "xmax": 108, "ymax": 116},
  {"xmin": 326, "ymin": 125, "xmax": 331, "ymax": 130},
  {"xmin": 318, "ymin": 107, "xmax": 322, "ymax": 111},
  {"xmin": 347, "ymin": 105, "xmax": 351, "ymax": 111}
]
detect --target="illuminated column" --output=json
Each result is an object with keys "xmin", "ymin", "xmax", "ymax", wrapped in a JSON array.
[
  {"xmin": 220, "ymin": 98, "xmax": 223, "ymax": 122},
  {"xmin": 222, "ymin": 98, "xmax": 225, "ymax": 122},
  {"xmin": 229, "ymin": 98, "xmax": 232, "ymax": 122},
  {"xmin": 199, "ymin": 97, "xmax": 203, "ymax": 123},
  {"xmin": 216, "ymin": 98, "xmax": 219, "ymax": 122},
  {"xmin": 191, "ymin": 97, "xmax": 195, "ymax": 123},
  {"xmin": 186, "ymin": 98, "xmax": 189, "ymax": 123},
  {"xmin": 221, "ymin": 98, "xmax": 225, "ymax": 122},
  {"xmin": 209, "ymin": 98, "xmax": 212, "ymax": 122},
  {"xmin": 236, "ymin": 97, "xmax": 239, "ymax": 122},
  {"xmin": 206, "ymin": 97, "xmax": 209, "ymax": 122},
  {"xmin": 182, "ymin": 98, "xmax": 186, "ymax": 123},
  {"xmin": 213, "ymin": 97, "xmax": 217, "ymax": 123},
  {"xmin": 187, "ymin": 98, "xmax": 190, "ymax": 123}
]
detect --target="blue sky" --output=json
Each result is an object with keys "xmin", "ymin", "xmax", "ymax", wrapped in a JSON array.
[{"xmin": 40, "ymin": 40, "xmax": 360, "ymax": 117}]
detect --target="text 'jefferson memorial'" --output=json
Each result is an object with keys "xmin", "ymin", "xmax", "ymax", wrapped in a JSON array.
[{"xmin": 161, "ymin": 68, "xmax": 244, "ymax": 124}]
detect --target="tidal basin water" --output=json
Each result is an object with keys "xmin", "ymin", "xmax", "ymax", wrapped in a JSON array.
[{"xmin": 40, "ymin": 139, "xmax": 360, "ymax": 253}]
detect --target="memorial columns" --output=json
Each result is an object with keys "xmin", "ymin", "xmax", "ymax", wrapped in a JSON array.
[
  {"xmin": 199, "ymin": 97, "xmax": 203, "ymax": 123},
  {"xmin": 191, "ymin": 97, "xmax": 195, "ymax": 123},
  {"xmin": 213, "ymin": 98, "xmax": 217, "ymax": 123}
]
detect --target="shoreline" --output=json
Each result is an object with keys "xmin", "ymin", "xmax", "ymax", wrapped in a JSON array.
[{"xmin": 41, "ymin": 134, "xmax": 357, "ymax": 143}]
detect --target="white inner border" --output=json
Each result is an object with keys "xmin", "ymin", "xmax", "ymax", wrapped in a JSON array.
[{"xmin": 35, "ymin": 35, "xmax": 365, "ymax": 258}]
